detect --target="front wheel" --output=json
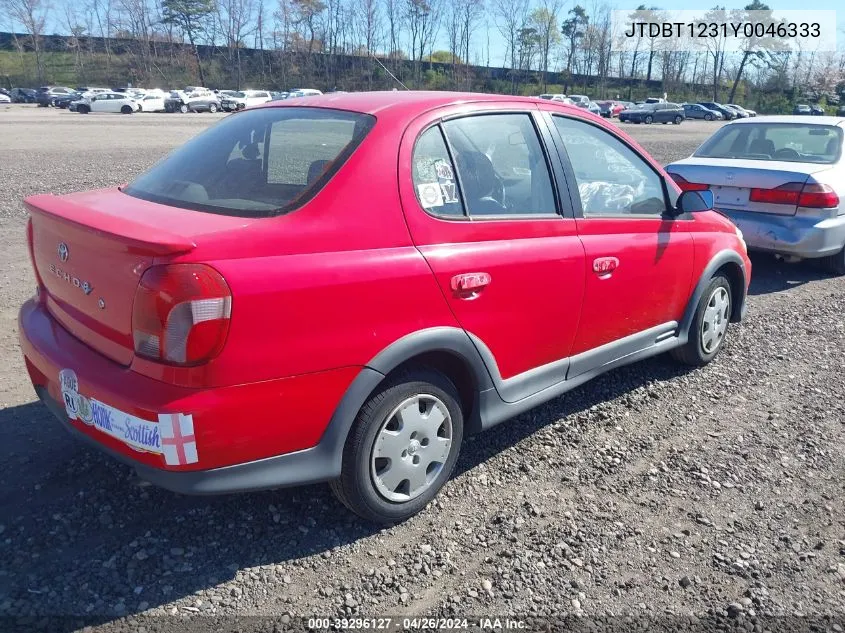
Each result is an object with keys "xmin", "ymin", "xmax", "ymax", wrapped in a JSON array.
[
  {"xmin": 78, "ymin": 105, "xmax": 90, "ymax": 114},
  {"xmin": 120, "ymin": 105, "xmax": 133, "ymax": 114},
  {"xmin": 672, "ymin": 275, "xmax": 732, "ymax": 367},
  {"xmin": 705, "ymin": 114, "xmax": 713, "ymax": 121},
  {"xmin": 644, "ymin": 115, "xmax": 653, "ymax": 124},
  {"xmin": 330, "ymin": 368, "xmax": 464, "ymax": 524},
  {"xmin": 673, "ymin": 115, "xmax": 682, "ymax": 124},
  {"xmin": 179, "ymin": 103, "xmax": 189, "ymax": 113},
  {"xmin": 208, "ymin": 103, "xmax": 218, "ymax": 113}
]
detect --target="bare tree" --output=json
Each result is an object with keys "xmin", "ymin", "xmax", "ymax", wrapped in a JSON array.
[
  {"xmin": 528, "ymin": 0, "xmax": 561, "ymax": 93},
  {"xmin": 218, "ymin": 0, "xmax": 256, "ymax": 87},
  {"xmin": 1, "ymin": 0, "xmax": 50, "ymax": 82},
  {"xmin": 491, "ymin": 0, "xmax": 529, "ymax": 92}
]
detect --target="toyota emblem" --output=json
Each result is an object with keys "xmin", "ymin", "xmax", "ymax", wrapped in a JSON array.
[{"xmin": 58, "ymin": 242, "xmax": 69, "ymax": 262}]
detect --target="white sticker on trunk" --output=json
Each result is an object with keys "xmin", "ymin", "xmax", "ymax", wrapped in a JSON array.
[{"xmin": 58, "ymin": 368, "xmax": 198, "ymax": 466}]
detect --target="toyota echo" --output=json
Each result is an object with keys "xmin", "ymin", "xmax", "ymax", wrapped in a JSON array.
[{"xmin": 19, "ymin": 92, "xmax": 751, "ymax": 523}]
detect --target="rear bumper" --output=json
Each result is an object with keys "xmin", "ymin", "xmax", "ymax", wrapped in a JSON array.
[
  {"xmin": 19, "ymin": 298, "xmax": 361, "ymax": 493},
  {"xmin": 721, "ymin": 209, "xmax": 845, "ymax": 259}
]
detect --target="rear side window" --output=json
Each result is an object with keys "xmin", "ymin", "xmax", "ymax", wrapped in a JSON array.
[
  {"xmin": 412, "ymin": 126, "xmax": 466, "ymax": 217},
  {"xmin": 125, "ymin": 107, "xmax": 374, "ymax": 217}
]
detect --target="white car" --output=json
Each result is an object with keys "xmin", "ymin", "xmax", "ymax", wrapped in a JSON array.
[
  {"xmin": 220, "ymin": 90, "xmax": 273, "ymax": 112},
  {"xmin": 667, "ymin": 116, "xmax": 845, "ymax": 273},
  {"xmin": 0, "ymin": 93, "xmax": 11, "ymax": 103},
  {"xmin": 288, "ymin": 88, "xmax": 323, "ymax": 99},
  {"xmin": 138, "ymin": 94, "xmax": 166, "ymax": 112},
  {"xmin": 76, "ymin": 92, "xmax": 141, "ymax": 114},
  {"xmin": 538, "ymin": 93, "xmax": 573, "ymax": 104}
]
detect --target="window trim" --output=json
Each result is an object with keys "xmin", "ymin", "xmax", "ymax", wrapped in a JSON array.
[
  {"xmin": 546, "ymin": 113, "xmax": 677, "ymax": 220},
  {"xmin": 411, "ymin": 123, "xmax": 470, "ymax": 220},
  {"xmin": 411, "ymin": 109, "xmax": 565, "ymax": 222}
]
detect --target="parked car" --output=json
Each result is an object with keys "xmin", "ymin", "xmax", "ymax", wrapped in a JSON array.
[
  {"xmin": 18, "ymin": 92, "xmax": 751, "ymax": 524},
  {"xmin": 667, "ymin": 116, "xmax": 845, "ymax": 273},
  {"xmin": 165, "ymin": 89, "xmax": 221, "ymax": 113},
  {"xmin": 75, "ymin": 92, "xmax": 141, "ymax": 114},
  {"xmin": 682, "ymin": 103, "xmax": 723, "ymax": 121},
  {"xmin": 36, "ymin": 86, "xmax": 75, "ymax": 107},
  {"xmin": 838, "ymin": 106, "xmax": 845, "ymax": 117},
  {"xmin": 619, "ymin": 102, "xmax": 685, "ymax": 124},
  {"xmin": 287, "ymin": 88, "xmax": 323, "ymax": 98},
  {"xmin": 793, "ymin": 104, "xmax": 812, "ymax": 115},
  {"xmin": 53, "ymin": 91, "xmax": 85, "ymax": 109},
  {"xmin": 724, "ymin": 104, "xmax": 749, "ymax": 119},
  {"xmin": 221, "ymin": 90, "xmax": 273, "ymax": 112},
  {"xmin": 596, "ymin": 100, "xmax": 625, "ymax": 117},
  {"xmin": 567, "ymin": 94, "xmax": 589, "ymax": 106},
  {"xmin": 538, "ymin": 93, "xmax": 570, "ymax": 103},
  {"xmin": 810, "ymin": 104, "xmax": 825, "ymax": 116},
  {"xmin": 10, "ymin": 88, "xmax": 37, "ymax": 103},
  {"xmin": 644, "ymin": 97, "xmax": 666, "ymax": 104},
  {"xmin": 0, "ymin": 92, "xmax": 10, "ymax": 104},
  {"xmin": 726, "ymin": 104, "xmax": 756, "ymax": 117},
  {"xmin": 270, "ymin": 91, "xmax": 289, "ymax": 101},
  {"xmin": 584, "ymin": 100, "xmax": 602, "ymax": 116},
  {"xmin": 138, "ymin": 94, "xmax": 166, "ymax": 112},
  {"xmin": 698, "ymin": 102, "xmax": 736, "ymax": 121}
]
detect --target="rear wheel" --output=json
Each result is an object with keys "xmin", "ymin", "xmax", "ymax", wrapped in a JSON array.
[
  {"xmin": 120, "ymin": 105, "xmax": 133, "ymax": 114},
  {"xmin": 672, "ymin": 275, "xmax": 732, "ymax": 366},
  {"xmin": 330, "ymin": 368, "xmax": 464, "ymax": 524},
  {"xmin": 208, "ymin": 102, "xmax": 218, "ymax": 113},
  {"xmin": 644, "ymin": 115, "xmax": 653, "ymax": 124},
  {"xmin": 78, "ymin": 105, "xmax": 90, "ymax": 114},
  {"xmin": 179, "ymin": 103, "xmax": 189, "ymax": 113},
  {"xmin": 673, "ymin": 115, "xmax": 683, "ymax": 124},
  {"xmin": 705, "ymin": 113, "xmax": 713, "ymax": 121},
  {"xmin": 823, "ymin": 246, "xmax": 845, "ymax": 275}
]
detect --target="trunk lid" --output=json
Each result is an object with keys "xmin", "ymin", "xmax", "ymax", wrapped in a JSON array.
[
  {"xmin": 26, "ymin": 188, "xmax": 248, "ymax": 366},
  {"xmin": 668, "ymin": 158, "xmax": 832, "ymax": 216}
]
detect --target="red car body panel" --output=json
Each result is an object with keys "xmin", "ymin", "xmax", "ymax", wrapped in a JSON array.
[{"xmin": 18, "ymin": 91, "xmax": 751, "ymax": 491}]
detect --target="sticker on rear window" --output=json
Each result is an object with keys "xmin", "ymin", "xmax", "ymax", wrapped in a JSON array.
[{"xmin": 417, "ymin": 183, "xmax": 444, "ymax": 208}]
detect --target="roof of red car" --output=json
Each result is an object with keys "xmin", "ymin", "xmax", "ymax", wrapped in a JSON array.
[{"xmin": 264, "ymin": 90, "xmax": 556, "ymax": 115}]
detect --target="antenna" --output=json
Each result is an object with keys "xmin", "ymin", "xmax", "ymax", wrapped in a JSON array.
[{"xmin": 371, "ymin": 53, "xmax": 409, "ymax": 90}]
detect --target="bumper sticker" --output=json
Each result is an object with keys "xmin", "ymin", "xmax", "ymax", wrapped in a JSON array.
[{"xmin": 59, "ymin": 368, "xmax": 198, "ymax": 466}]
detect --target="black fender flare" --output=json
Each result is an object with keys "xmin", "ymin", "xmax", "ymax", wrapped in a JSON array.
[
  {"xmin": 679, "ymin": 249, "xmax": 748, "ymax": 341},
  {"xmin": 316, "ymin": 327, "xmax": 495, "ymax": 475}
]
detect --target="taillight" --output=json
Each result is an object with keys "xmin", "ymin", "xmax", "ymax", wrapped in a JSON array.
[
  {"xmin": 132, "ymin": 264, "xmax": 231, "ymax": 366},
  {"xmin": 797, "ymin": 183, "xmax": 839, "ymax": 208},
  {"xmin": 749, "ymin": 182, "xmax": 839, "ymax": 208},
  {"xmin": 26, "ymin": 217, "xmax": 45, "ymax": 300},
  {"xmin": 669, "ymin": 173, "xmax": 709, "ymax": 192}
]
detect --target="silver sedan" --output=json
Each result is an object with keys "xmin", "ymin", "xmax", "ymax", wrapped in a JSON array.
[{"xmin": 667, "ymin": 116, "xmax": 845, "ymax": 274}]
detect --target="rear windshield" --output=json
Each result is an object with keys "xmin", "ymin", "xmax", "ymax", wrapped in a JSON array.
[
  {"xmin": 125, "ymin": 107, "xmax": 374, "ymax": 217},
  {"xmin": 694, "ymin": 122, "xmax": 842, "ymax": 163}
]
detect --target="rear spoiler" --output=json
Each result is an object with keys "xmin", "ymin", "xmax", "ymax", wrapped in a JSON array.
[{"xmin": 25, "ymin": 194, "xmax": 196, "ymax": 256}]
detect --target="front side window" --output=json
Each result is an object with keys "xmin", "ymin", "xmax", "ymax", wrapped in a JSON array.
[
  {"xmin": 553, "ymin": 116, "xmax": 666, "ymax": 216},
  {"xmin": 442, "ymin": 113, "xmax": 557, "ymax": 217},
  {"xmin": 125, "ymin": 107, "xmax": 374, "ymax": 218}
]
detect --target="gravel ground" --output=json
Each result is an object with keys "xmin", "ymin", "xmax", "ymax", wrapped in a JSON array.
[{"xmin": 0, "ymin": 105, "xmax": 843, "ymax": 632}]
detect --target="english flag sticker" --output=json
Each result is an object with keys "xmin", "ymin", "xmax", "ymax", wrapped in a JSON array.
[{"xmin": 158, "ymin": 413, "xmax": 199, "ymax": 466}]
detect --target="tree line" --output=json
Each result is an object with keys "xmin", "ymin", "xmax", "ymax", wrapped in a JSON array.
[{"xmin": 1, "ymin": 0, "xmax": 843, "ymax": 109}]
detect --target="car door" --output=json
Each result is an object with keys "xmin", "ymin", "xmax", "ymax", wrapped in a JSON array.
[
  {"xmin": 398, "ymin": 104, "xmax": 586, "ymax": 401},
  {"xmin": 544, "ymin": 113, "xmax": 694, "ymax": 364},
  {"xmin": 90, "ymin": 94, "xmax": 107, "ymax": 112}
]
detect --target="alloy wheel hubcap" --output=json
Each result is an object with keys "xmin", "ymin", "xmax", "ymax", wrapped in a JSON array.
[
  {"xmin": 371, "ymin": 394, "xmax": 453, "ymax": 502},
  {"xmin": 701, "ymin": 287, "xmax": 730, "ymax": 354}
]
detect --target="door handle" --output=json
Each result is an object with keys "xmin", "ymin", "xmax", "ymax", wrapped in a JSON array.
[
  {"xmin": 593, "ymin": 257, "xmax": 619, "ymax": 278},
  {"xmin": 451, "ymin": 272, "xmax": 491, "ymax": 296}
]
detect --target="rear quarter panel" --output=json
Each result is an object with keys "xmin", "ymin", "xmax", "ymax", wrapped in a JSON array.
[{"xmin": 132, "ymin": 109, "xmax": 460, "ymax": 388}]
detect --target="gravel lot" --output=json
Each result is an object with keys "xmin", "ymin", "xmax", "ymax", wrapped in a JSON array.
[{"xmin": 1, "ymin": 105, "xmax": 843, "ymax": 632}]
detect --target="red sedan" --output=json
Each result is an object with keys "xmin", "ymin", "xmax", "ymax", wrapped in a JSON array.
[{"xmin": 19, "ymin": 92, "xmax": 750, "ymax": 523}]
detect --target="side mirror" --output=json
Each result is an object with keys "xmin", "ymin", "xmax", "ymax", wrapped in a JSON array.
[{"xmin": 676, "ymin": 189, "xmax": 713, "ymax": 214}]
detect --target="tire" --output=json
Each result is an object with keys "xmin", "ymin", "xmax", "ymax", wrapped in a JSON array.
[
  {"xmin": 822, "ymin": 246, "xmax": 845, "ymax": 275},
  {"xmin": 208, "ymin": 103, "xmax": 218, "ymax": 113},
  {"xmin": 672, "ymin": 275, "xmax": 732, "ymax": 367},
  {"xmin": 644, "ymin": 115, "xmax": 653, "ymax": 124},
  {"xmin": 179, "ymin": 103, "xmax": 189, "ymax": 113},
  {"xmin": 120, "ymin": 105, "xmax": 133, "ymax": 114},
  {"xmin": 705, "ymin": 114, "xmax": 713, "ymax": 121},
  {"xmin": 673, "ymin": 115, "xmax": 682, "ymax": 124},
  {"xmin": 78, "ymin": 105, "xmax": 89, "ymax": 114},
  {"xmin": 330, "ymin": 368, "xmax": 464, "ymax": 524}
]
